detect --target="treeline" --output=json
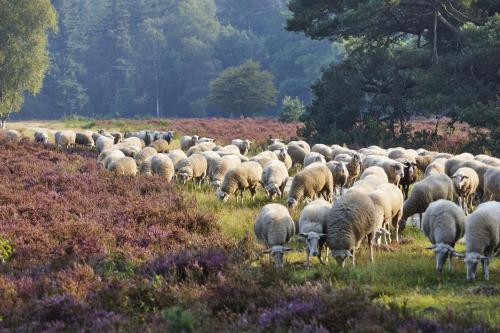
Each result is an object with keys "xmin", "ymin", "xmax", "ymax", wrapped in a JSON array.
[
  {"xmin": 288, "ymin": 0, "xmax": 500, "ymax": 153},
  {"xmin": 19, "ymin": 0, "xmax": 340, "ymax": 119}
]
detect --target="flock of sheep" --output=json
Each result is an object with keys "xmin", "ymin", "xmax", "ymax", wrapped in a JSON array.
[{"xmin": 7, "ymin": 127, "xmax": 500, "ymax": 282}]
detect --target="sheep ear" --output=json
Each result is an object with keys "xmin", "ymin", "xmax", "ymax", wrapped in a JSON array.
[
  {"xmin": 450, "ymin": 175, "xmax": 456, "ymax": 178},
  {"xmin": 283, "ymin": 247, "xmax": 293, "ymax": 252},
  {"xmin": 345, "ymin": 250, "xmax": 353, "ymax": 258},
  {"xmin": 452, "ymin": 252, "xmax": 465, "ymax": 258},
  {"xmin": 263, "ymin": 249, "xmax": 272, "ymax": 254},
  {"xmin": 462, "ymin": 175, "xmax": 469, "ymax": 179},
  {"xmin": 426, "ymin": 245, "xmax": 436, "ymax": 250}
]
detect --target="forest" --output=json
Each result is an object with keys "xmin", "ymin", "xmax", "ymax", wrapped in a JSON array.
[{"xmin": 16, "ymin": 0, "xmax": 340, "ymax": 120}]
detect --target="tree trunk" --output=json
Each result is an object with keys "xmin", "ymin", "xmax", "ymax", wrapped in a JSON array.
[
  {"xmin": 0, "ymin": 115, "xmax": 9, "ymax": 129},
  {"xmin": 433, "ymin": 8, "xmax": 439, "ymax": 64}
]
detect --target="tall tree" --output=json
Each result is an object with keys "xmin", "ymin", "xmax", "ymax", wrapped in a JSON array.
[
  {"xmin": 210, "ymin": 60, "xmax": 277, "ymax": 117},
  {"xmin": 0, "ymin": 0, "xmax": 57, "ymax": 127}
]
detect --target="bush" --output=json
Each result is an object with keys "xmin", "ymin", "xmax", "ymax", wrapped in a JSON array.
[{"xmin": 279, "ymin": 96, "xmax": 305, "ymax": 123}]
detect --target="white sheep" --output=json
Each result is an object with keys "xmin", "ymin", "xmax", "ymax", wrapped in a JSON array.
[
  {"xmin": 216, "ymin": 161, "xmax": 263, "ymax": 204},
  {"xmin": 326, "ymin": 191, "xmax": 377, "ymax": 267},
  {"xmin": 208, "ymin": 157, "xmax": 239, "ymax": 191},
  {"xmin": 96, "ymin": 135, "xmax": 114, "ymax": 155},
  {"xmin": 262, "ymin": 160, "xmax": 289, "ymax": 200},
  {"xmin": 483, "ymin": 167, "xmax": 500, "ymax": 201},
  {"xmin": 176, "ymin": 154, "xmax": 208, "ymax": 186},
  {"xmin": 287, "ymin": 164, "xmax": 334, "ymax": 208},
  {"xmin": 99, "ymin": 149, "xmax": 126, "ymax": 169},
  {"xmin": 180, "ymin": 135, "xmax": 199, "ymax": 151},
  {"xmin": 326, "ymin": 161, "xmax": 349, "ymax": 195},
  {"xmin": 254, "ymin": 204, "xmax": 295, "ymax": 268},
  {"xmin": 75, "ymin": 131, "xmax": 95, "ymax": 147},
  {"xmin": 298, "ymin": 199, "xmax": 331, "ymax": 266},
  {"xmin": 303, "ymin": 152, "xmax": 326, "ymax": 167},
  {"xmin": 360, "ymin": 166, "xmax": 389, "ymax": 183},
  {"xmin": 311, "ymin": 144, "xmax": 333, "ymax": 161},
  {"xmin": 275, "ymin": 147, "xmax": 293, "ymax": 170},
  {"xmin": 150, "ymin": 139, "xmax": 169, "ymax": 153},
  {"xmin": 34, "ymin": 131, "xmax": 49, "ymax": 144},
  {"xmin": 150, "ymin": 153, "xmax": 175, "ymax": 182},
  {"xmin": 55, "ymin": 130, "xmax": 76, "ymax": 148},
  {"xmin": 108, "ymin": 156, "xmax": 137, "ymax": 176},
  {"xmin": 425, "ymin": 158, "xmax": 447, "ymax": 177},
  {"xmin": 452, "ymin": 167, "xmax": 479, "ymax": 215},
  {"xmin": 368, "ymin": 183, "xmax": 404, "ymax": 244},
  {"xmin": 374, "ymin": 159, "xmax": 405, "ymax": 185},
  {"xmin": 231, "ymin": 139, "xmax": 252, "ymax": 155},
  {"xmin": 135, "ymin": 147, "xmax": 158, "ymax": 166},
  {"xmin": 168, "ymin": 150, "xmax": 188, "ymax": 171},
  {"xmin": 457, "ymin": 201, "xmax": 500, "ymax": 281},
  {"xmin": 422, "ymin": 200, "xmax": 466, "ymax": 272}
]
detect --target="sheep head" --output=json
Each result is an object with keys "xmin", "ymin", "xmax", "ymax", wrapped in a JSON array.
[
  {"xmin": 263, "ymin": 245, "xmax": 292, "ymax": 268},
  {"xmin": 330, "ymin": 249, "xmax": 353, "ymax": 267},
  {"xmin": 299, "ymin": 232, "xmax": 326, "ymax": 257}
]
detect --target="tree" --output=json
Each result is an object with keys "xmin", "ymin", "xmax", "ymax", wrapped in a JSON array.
[
  {"xmin": 0, "ymin": 0, "xmax": 57, "ymax": 127},
  {"xmin": 209, "ymin": 60, "xmax": 277, "ymax": 117},
  {"xmin": 279, "ymin": 96, "xmax": 304, "ymax": 123}
]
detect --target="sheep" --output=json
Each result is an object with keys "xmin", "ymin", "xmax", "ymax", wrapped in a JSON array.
[
  {"xmin": 458, "ymin": 201, "xmax": 500, "ymax": 281},
  {"xmin": 276, "ymin": 147, "xmax": 292, "ymax": 170},
  {"xmin": 287, "ymin": 143, "xmax": 307, "ymax": 167},
  {"xmin": 250, "ymin": 151, "xmax": 278, "ymax": 168},
  {"xmin": 209, "ymin": 157, "xmax": 238, "ymax": 191},
  {"xmin": 326, "ymin": 191, "xmax": 377, "ymax": 267},
  {"xmin": 99, "ymin": 149, "xmax": 125, "ymax": 169},
  {"xmin": 198, "ymin": 136, "xmax": 215, "ymax": 143},
  {"xmin": 452, "ymin": 167, "xmax": 479, "ymax": 215},
  {"xmin": 298, "ymin": 199, "xmax": 331, "ymax": 266},
  {"xmin": 139, "ymin": 155, "xmax": 154, "ymax": 176},
  {"xmin": 483, "ymin": 167, "xmax": 500, "ymax": 201},
  {"xmin": 4, "ymin": 129, "xmax": 21, "ymax": 141},
  {"xmin": 122, "ymin": 137, "xmax": 144, "ymax": 149},
  {"xmin": 75, "ymin": 131, "xmax": 95, "ymax": 147},
  {"xmin": 186, "ymin": 145, "xmax": 203, "ymax": 156},
  {"xmin": 168, "ymin": 150, "xmax": 188, "ymax": 171},
  {"xmin": 444, "ymin": 157, "xmax": 469, "ymax": 178},
  {"xmin": 254, "ymin": 204, "xmax": 295, "ymax": 268},
  {"xmin": 135, "ymin": 147, "xmax": 158, "ymax": 166},
  {"xmin": 345, "ymin": 153, "xmax": 361, "ymax": 187},
  {"xmin": 368, "ymin": 184, "xmax": 404, "ymax": 245},
  {"xmin": 216, "ymin": 161, "xmax": 263, "ymax": 204},
  {"xmin": 287, "ymin": 164, "xmax": 334, "ymax": 208},
  {"xmin": 99, "ymin": 129, "xmax": 123, "ymax": 144},
  {"xmin": 303, "ymin": 152, "xmax": 326, "ymax": 167},
  {"xmin": 262, "ymin": 160, "xmax": 289, "ymax": 200},
  {"xmin": 219, "ymin": 144, "xmax": 241, "ymax": 155},
  {"xmin": 231, "ymin": 139, "xmax": 252, "ymax": 155},
  {"xmin": 114, "ymin": 142, "xmax": 141, "ymax": 158},
  {"xmin": 399, "ymin": 173, "xmax": 454, "ymax": 231},
  {"xmin": 432, "ymin": 153, "xmax": 453, "ymax": 161},
  {"xmin": 221, "ymin": 154, "xmax": 242, "ymax": 166},
  {"xmin": 311, "ymin": 144, "xmax": 333, "ymax": 161},
  {"xmin": 108, "ymin": 156, "xmax": 137, "ymax": 176},
  {"xmin": 475, "ymin": 154, "xmax": 500, "ymax": 167},
  {"xmin": 415, "ymin": 155, "xmax": 433, "ymax": 173},
  {"xmin": 96, "ymin": 135, "xmax": 115, "ymax": 155},
  {"xmin": 55, "ymin": 130, "xmax": 76, "ymax": 148},
  {"xmin": 176, "ymin": 154, "xmax": 208, "ymax": 186},
  {"xmin": 326, "ymin": 161, "xmax": 349, "ymax": 195},
  {"xmin": 216, "ymin": 150, "xmax": 249, "ymax": 162},
  {"xmin": 330, "ymin": 145, "xmax": 357, "ymax": 160},
  {"xmin": 152, "ymin": 131, "xmax": 174, "ymax": 144},
  {"xmin": 333, "ymin": 153, "xmax": 352, "ymax": 163},
  {"xmin": 150, "ymin": 154, "xmax": 175, "ymax": 182},
  {"xmin": 348, "ymin": 176, "xmax": 387, "ymax": 195},
  {"xmin": 375, "ymin": 159, "xmax": 405, "ymax": 186},
  {"xmin": 388, "ymin": 148, "xmax": 416, "ymax": 163},
  {"xmin": 180, "ymin": 135, "xmax": 199, "ymax": 151},
  {"xmin": 34, "ymin": 131, "xmax": 49, "ymax": 144},
  {"xmin": 360, "ymin": 166, "xmax": 389, "ymax": 183},
  {"xmin": 398, "ymin": 159, "xmax": 417, "ymax": 199},
  {"xmin": 150, "ymin": 139, "xmax": 169, "ymax": 153},
  {"xmin": 289, "ymin": 140, "xmax": 310, "ymax": 153},
  {"xmin": 425, "ymin": 158, "xmax": 447, "ymax": 176},
  {"xmin": 422, "ymin": 200, "xmax": 466, "ymax": 273},
  {"xmin": 268, "ymin": 139, "xmax": 286, "ymax": 151}
]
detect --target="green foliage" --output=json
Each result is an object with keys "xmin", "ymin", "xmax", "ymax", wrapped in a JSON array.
[
  {"xmin": 210, "ymin": 60, "xmax": 277, "ymax": 117},
  {"xmin": 279, "ymin": 96, "xmax": 305, "ymax": 123},
  {"xmin": 162, "ymin": 306, "xmax": 197, "ymax": 333},
  {"xmin": 0, "ymin": 0, "xmax": 57, "ymax": 124},
  {"xmin": 0, "ymin": 237, "xmax": 12, "ymax": 263}
]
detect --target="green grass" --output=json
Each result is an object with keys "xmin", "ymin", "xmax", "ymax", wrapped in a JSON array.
[{"xmin": 9, "ymin": 118, "xmax": 500, "ymax": 329}]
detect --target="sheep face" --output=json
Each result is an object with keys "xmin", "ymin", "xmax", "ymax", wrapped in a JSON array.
[
  {"xmin": 287, "ymin": 197, "xmax": 298, "ymax": 209},
  {"xmin": 299, "ymin": 232, "xmax": 325, "ymax": 257},
  {"xmin": 464, "ymin": 252, "xmax": 489, "ymax": 281},
  {"xmin": 177, "ymin": 171, "xmax": 191, "ymax": 184},
  {"xmin": 265, "ymin": 184, "xmax": 281, "ymax": 200},
  {"xmin": 427, "ymin": 243, "xmax": 455, "ymax": 273},
  {"xmin": 392, "ymin": 163, "xmax": 405, "ymax": 180},
  {"xmin": 211, "ymin": 180, "xmax": 222, "ymax": 191},
  {"xmin": 263, "ymin": 245, "xmax": 291, "ymax": 268},
  {"xmin": 278, "ymin": 148, "xmax": 288, "ymax": 160},
  {"xmin": 216, "ymin": 191, "xmax": 229, "ymax": 202},
  {"xmin": 452, "ymin": 173, "xmax": 469, "ymax": 195},
  {"xmin": 330, "ymin": 249, "xmax": 353, "ymax": 267}
]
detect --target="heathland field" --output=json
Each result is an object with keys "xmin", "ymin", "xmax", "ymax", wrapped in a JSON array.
[{"xmin": 0, "ymin": 118, "xmax": 498, "ymax": 332}]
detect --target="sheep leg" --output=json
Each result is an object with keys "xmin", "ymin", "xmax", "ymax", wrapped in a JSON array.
[
  {"xmin": 482, "ymin": 260, "xmax": 489, "ymax": 280},
  {"xmin": 419, "ymin": 213, "xmax": 423, "ymax": 230},
  {"xmin": 368, "ymin": 237, "xmax": 374, "ymax": 263},
  {"xmin": 352, "ymin": 249, "xmax": 356, "ymax": 267},
  {"xmin": 448, "ymin": 253, "xmax": 453, "ymax": 271}
]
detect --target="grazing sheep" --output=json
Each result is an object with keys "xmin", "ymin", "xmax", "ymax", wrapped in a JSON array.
[
  {"xmin": 399, "ymin": 173, "xmax": 454, "ymax": 230},
  {"xmin": 219, "ymin": 144, "xmax": 241, "ymax": 155},
  {"xmin": 298, "ymin": 199, "xmax": 331, "ymax": 266},
  {"xmin": 475, "ymin": 154, "xmax": 500, "ymax": 167},
  {"xmin": 326, "ymin": 161, "xmax": 349, "ymax": 195},
  {"xmin": 326, "ymin": 191, "xmax": 377, "ymax": 267},
  {"xmin": 176, "ymin": 154, "xmax": 208, "ymax": 186},
  {"xmin": 415, "ymin": 155, "xmax": 433, "ymax": 172},
  {"xmin": 276, "ymin": 147, "xmax": 292, "ymax": 170},
  {"xmin": 75, "ymin": 131, "xmax": 95, "ymax": 147},
  {"xmin": 114, "ymin": 142, "xmax": 141, "ymax": 158},
  {"xmin": 186, "ymin": 145, "xmax": 203, "ymax": 156},
  {"xmin": 222, "ymin": 154, "xmax": 242, "ymax": 166},
  {"xmin": 108, "ymin": 156, "xmax": 137, "ymax": 176},
  {"xmin": 345, "ymin": 154, "xmax": 361, "ymax": 187},
  {"xmin": 4, "ymin": 129, "xmax": 21, "ymax": 141},
  {"xmin": 444, "ymin": 157, "xmax": 468, "ymax": 178},
  {"xmin": 262, "ymin": 160, "xmax": 289, "ymax": 199},
  {"xmin": 452, "ymin": 167, "xmax": 479, "ymax": 215},
  {"xmin": 303, "ymin": 152, "xmax": 326, "ymax": 167},
  {"xmin": 287, "ymin": 164, "xmax": 334, "ymax": 208},
  {"xmin": 135, "ymin": 147, "xmax": 158, "ymax": 166},
  {"xmin": 153, "ymin": 131, "xmax": 174, "ymax": 144},
  {"xmin": 311, "ymin": 144, "xmax": 333, "ymax": 161},
  {"xmin": 425, "ymin": 158, "xmax": 447, "ymax": 177},
  {"xmin": 289, "ymin": 140, "xmax": 310, "ymax": 153},
  {"xmin": 231, "ymin": 139, "xmax": 252, "ymax": 155},
  {"xmin": 150, "ymin": 139, "xmax": 169, "ymax": 153},
  {"xmin": 348, "ymin": 175, "xmax": 387, "ymax": 195},
  {"xmin": 398, "ymin": 159, "xmax": 417, "ymax": 199},
  {"xmin": 180, "ymin": 135, "xmax": 199, "ymax": 151},
  {"xmin": 55, "ymin": 130, "xmax": 76, "ymax": 148},
  {"xmin": 100, "ymin": 150, "xmax": 125, "ymax": 169},
  {"xmin": 96, "ymin": 135, "xmax": 115, "ymax": 155},
  {"xmin": 330, "ymin": 145, "xmax": 357, "ymax": 160},
  {"xmin": 268, "ymin": 139, "xmax": 286, "ymax": 151},
  {"xmin": 209, "ymin": 157, "xmax": 239, "ymax": 191},
  {"xmin": 422, "ymin": 200, "xmax": 466, "ymax": 272},
  {"xmin": 368, "ymin": 184, "xmax": 404, "ymax": 244},
  {"xmin": 122, "ymin": 137, "xmax": 144, "ymax": 149},
  {"xmin": 334, "ymin": 153, "xmax": 352, "ymax": 163},
  {"xmin": 287, "ymin": 143, "xmax": 307, "ymax": 167},
  {"xmin": 150, "ymin": 153, "xmax": 175, "ymax": 182},
  {"xmin": 459, "ymin": 201, "xmax": 500, "ymax": 281},
  {"xmin": 388, "ymin": 148, "xmax": 416, "ymax": 163},
  {"xmin": 375, "ymin": 159, "xmax": 405, "ymax": 186},
  {"xmin": 483, "ymin": 167, "xmax": 500, "ymax": 201},
  {"xmin": 168, "ymin": 150, "xmax": 188, "ymax": 171},
  {"xmin": 254, "ymin": 204, "xmax": 295, "ymax": 268},
  {"xmin": 216, "ymin": 151, "xmax": 250, "ymax": 162},
  {"xmin": 139, "ymin": 155, "xmax": 154, "ymax": 176},
  {"xmin": 34, "ymin": 131, "xmax": 49, "ymax": 144},
  {"xmin": 360, "ymin": 166, "xmax": 389, "ymax": 183},
  {"xmin": 216, "ymin": 162, "xmax": 263, "ymax": 204}
]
